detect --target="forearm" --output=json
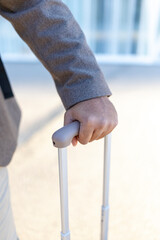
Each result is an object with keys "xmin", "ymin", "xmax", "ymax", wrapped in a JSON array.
[{"xmin": 0, "ymin": 0, "xmax": 111, "ymax": 109}]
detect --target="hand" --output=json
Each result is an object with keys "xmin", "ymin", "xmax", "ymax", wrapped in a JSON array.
[{"xmin": 64, "ymin": 96, "xmax": 118, "ymax": 146}]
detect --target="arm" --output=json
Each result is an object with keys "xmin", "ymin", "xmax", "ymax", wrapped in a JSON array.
[
  {"xmin": 0, "ymin": 0, "xmax": 117, "ymax": 144},
  {"xmin": 0, "ymin": 0, "xmax": 111, "ymax": 109}
]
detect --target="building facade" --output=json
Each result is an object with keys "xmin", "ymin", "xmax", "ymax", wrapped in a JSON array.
[{"xmin": 0, "ymin": 0, "xmax": 160, "ymax": 59}]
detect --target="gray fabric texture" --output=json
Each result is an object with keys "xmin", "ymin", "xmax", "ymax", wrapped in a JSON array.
[
  {"xmin": 0, "ymin": 89, "xmax": 21, "ymax": 166},
  {"xmin": 0, "ymin": 0, "xmax": 111, "ymax": 109}
]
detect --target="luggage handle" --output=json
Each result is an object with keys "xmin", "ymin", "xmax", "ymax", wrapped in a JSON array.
[
  {"xmin": 52, "ymin": 121, "xmax": 111, "ymax": 240},
  {"xmin": 52, "ymin": 121, "xmax": 80, "ymax": 148}
]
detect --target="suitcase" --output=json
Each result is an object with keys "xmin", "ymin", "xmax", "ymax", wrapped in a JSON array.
[{"xmin": 52, "ymin": 121, "xmax": 111, "ymax": 240}]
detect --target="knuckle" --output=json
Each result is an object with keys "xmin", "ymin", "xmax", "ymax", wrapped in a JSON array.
[
  {"xmin": 85, "ymin": 116, "xmax": 96, "ymax": 127},
  {"xmin": 78, "ymin": 132, "xmax": 88, "ymax": 145},
  {"xmin": 78, "ymin": 138, "xmax": 88, "ymax": 145},
  {"xmin": 86, "ymin": 116, "xmax": 106, "ymax": 129},
  {"xmin": 102, "ymin": 121, "xmax": 112, "ymax": 132},
  {"xmin": 98, "ymin": 119, "xmax": 106, "ymax": 129},
  {"xmin": 105, "ymin": 118, "xmax": 118, "ymax": 130}
]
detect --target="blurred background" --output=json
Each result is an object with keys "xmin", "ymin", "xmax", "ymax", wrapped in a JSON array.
[
  {"xmin": 0, "ymin": 0, "xmax": 160, "ymax": 240},
  {"xmin": 1, "ymin": 0, "xmax": 160, "ymax": 59}
]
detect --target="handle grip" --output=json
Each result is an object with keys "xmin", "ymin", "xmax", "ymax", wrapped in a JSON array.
[{"xmin": 52, "ymin": 121, "xmax": 80, "ymax": 148}]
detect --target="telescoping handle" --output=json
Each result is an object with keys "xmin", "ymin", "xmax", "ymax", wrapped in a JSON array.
[
  {"xmin": 52, "ymin": 121, "xmax": 111, "ymax": 240},
  {"xmin": 52, "ymin": 121, "xmax": 80, "ymax": 240}
]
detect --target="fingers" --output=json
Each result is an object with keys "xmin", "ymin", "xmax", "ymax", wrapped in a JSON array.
[
  {"xmin": 89, "ymin": 119, "xmax": 116, "ymax": 142},
  {"xmin": 72, "ymin": 137, "xmax": 78, "ymax": 146},
  {"xmin": 97, "ymin": 123, "xmax": 116, "ymax": 140},
  {"xmin": 89, "ymin": 129, "xmax": 104, "ymax": 142},
  {"xmin": 64, "ymin": 111, "xmax": 95, "ymax": 145},
  {"xmin": 63, "ymin": 96, "xmax": 118, "ymax": 146},
  {"xmin": 78, "ymin": 121, "xmax": 94, "ymax": 145},
  {"xmin": 64, "ymin": 115, "xmax": 116, "ymax": 145}
]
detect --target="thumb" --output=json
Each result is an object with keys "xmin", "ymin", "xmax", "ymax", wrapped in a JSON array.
[
  {"xmin": 64, "ymin": 110, "xmax": 78, "ymax": 147},
  {"xmin": 64, "ymin": 110, "xmax": 73, "ymax": 126}
]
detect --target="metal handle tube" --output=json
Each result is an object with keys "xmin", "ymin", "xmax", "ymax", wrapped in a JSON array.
[
  {"xmin": 101, "ymin": 134, "xmax": 111, "ymax": 240},
  {"xmin": 58, "ymin": 148, "xmax": 70, "ymax": 240}
]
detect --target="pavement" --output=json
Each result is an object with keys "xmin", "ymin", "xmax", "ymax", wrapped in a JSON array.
[{"xmin": 7, "ymin": 64, "xmax": 160, "ymax": 240}]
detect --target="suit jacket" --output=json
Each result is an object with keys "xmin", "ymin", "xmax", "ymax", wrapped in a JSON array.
[{"xmin": 0, "ymin": 0, "xmax": 111, "ymax": 166}]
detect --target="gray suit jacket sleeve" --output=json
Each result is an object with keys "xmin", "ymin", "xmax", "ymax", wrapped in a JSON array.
[{"xmin": 0, "ymin": 0, "xmax": 112, "ymax": 110}]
